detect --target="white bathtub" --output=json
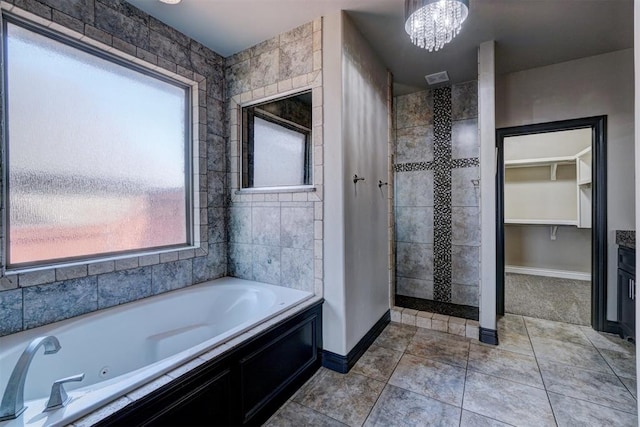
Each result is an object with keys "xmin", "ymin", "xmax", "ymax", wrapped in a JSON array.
[{"xmin": 0, "ymin": 278, "xmax": 313, "ymax": 427}]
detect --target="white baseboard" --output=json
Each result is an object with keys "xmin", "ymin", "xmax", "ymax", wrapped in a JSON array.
[{"xmin": 505, "ymin": 265, "xmax": 591, "ymax": 281}]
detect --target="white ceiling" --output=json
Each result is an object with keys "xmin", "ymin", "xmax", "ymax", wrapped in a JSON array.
[{"xmin": 126, "ymin": 0, "xmax": 633, "ymax": 95}]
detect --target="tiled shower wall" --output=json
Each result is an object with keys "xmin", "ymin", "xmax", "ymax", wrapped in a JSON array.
[
  {"xmin": 225, "ymin": 20, "xmax": 323, "ymax": 294},
  {"xmin": 394, "ymin": 81, "xmax": 480, "ymax": 309},
  {"xmin": 0, "ymin": 0, "xmax": 227, "ymax": 337}
]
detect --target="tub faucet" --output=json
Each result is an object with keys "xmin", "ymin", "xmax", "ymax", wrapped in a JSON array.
[
  {"xmin": 0, "ymin": 336, "xmax": 62, "ymax": 421},
  {"xmin": 44, "ymin": 373, "xmax": 84, "ymax": 411}
]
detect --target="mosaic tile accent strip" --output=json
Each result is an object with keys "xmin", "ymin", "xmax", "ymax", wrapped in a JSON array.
[
  {"xmin": 451, "ymin": 157, "xmax": 479, "ymax": 168},
  {"xmin": 394, "ymin": 162, "xmax": 434, "ymax": 172},
  {"xmin": 432, "ymin": 87, "xmax": 452, "ymax": 302},
  {"xmin": 395, "ymin": 157, "xmax": 477, "ymax": 172}
]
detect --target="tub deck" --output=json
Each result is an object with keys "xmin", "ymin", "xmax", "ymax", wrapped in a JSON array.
[{"xmin": 0, "ymin": 278, "xmax": 316, "ymax": 427}]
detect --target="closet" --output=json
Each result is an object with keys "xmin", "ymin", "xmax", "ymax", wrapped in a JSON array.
[
  {"xmin": 501, "ymin": 127, "xmax": 593, "ymax": 325},
  {"xmin": 504, "ymin": 146, "xmax": 592, "ymax": 228}
]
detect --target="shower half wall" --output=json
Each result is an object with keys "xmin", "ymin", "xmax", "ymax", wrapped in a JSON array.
[{"xmin": 393, "ymin": 82, "xmax": 480, "ymax": 319}]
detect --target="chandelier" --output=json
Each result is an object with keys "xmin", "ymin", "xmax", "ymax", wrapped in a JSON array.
[{"xmin": 405, "ymin": 0, "xmax": 469, "ymax": 52}]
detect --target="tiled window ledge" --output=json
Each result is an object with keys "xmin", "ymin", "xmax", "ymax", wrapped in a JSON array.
[
  {"xmin": 390, "ymin": 306, "xmax": 479, "ymax": 339},
  {"xmin": 235, "ymin": 186, "xmax": 316, "ymax": 194}
]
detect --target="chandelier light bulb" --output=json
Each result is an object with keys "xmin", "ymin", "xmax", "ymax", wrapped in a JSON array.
[{"xmin": 405, "ymin": 0, "xmax": 469, "ymax": 52}]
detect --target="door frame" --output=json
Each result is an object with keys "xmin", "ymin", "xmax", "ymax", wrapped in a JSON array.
[{"xmin": 496, "ymin": 116, "xmax": 608, "ymax": 331}]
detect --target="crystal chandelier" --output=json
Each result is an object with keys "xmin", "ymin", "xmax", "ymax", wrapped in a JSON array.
[{"xmin": 405, "ymin": 0, "xmax": 469, "ymax": 52}]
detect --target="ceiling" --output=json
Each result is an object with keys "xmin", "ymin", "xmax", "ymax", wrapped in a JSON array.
[{"xmin": 126, "ymin": 0, "xmax": 633, "ymax": 95}]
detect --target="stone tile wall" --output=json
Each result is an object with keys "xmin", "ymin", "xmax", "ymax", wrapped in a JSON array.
[
  {"xmin": 394, "ymin": 81, "xmax": 480, "ymax": 309},
  {"xmin": 226, "ymin": 20, "xmax": 323, "ymax": 295},
  {"xmin": 0, "ymin": 0, "xmax": 227, "ymax": 337}
]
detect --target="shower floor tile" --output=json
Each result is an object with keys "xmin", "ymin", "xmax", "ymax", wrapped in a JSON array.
[{"xmin": 265, "ymin": 316, "xmax": 637, "ymax": 427}]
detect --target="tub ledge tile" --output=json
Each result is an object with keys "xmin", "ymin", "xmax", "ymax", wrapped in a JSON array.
[
  {"xmin": 72, "ymin": 396, "xmax": 132, "ymax": 427},
  {"xmin": 200, "ymin": 343, "xmax": 232, "ymax": 361},
  {"xmin": 127, "ymin": 375, "xmax": 174, "ymax": 401},
  {"xmin": 166, "ymin": 357, "xmax": 207, "ymax": 380}
]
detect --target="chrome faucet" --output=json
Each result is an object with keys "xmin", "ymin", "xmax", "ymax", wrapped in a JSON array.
[
  {"xmin": 44, "ymin": 373, "xmax": 84, "ymax": 412},
  {"xmin": 0, "ymin": 336, "xmax": 61, "ymax": 421}
]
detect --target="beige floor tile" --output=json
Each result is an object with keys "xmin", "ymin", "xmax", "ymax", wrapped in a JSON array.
[
  {"xmin": 538, "ymin": 358, "xmax": 637, "ymax": 414},
  {"xmin": 548, "ymin": 392, "xmax": 637, "ymax": 427},
  {"xmin": 495, "ymin": 329, "xmax": 535, "ymax": 356},
  {"xmin": 460, "ymin": 410, "xmax": 514, "ymax": 427},
  {"xmin": 264, "ymin": 401, "xmax": 347, "ymax": 427},
  {"xmin": 389, "ymin": 353, "xmax": 466, "ymax": 406},
  {"xmin": 293, "ymin": 370, "xmax": 385, "ymax": 427},
  {"xmin": 463, "ymin": 370, "xmax": 555, "ymax": 427},
  {"xmin": 374, "ymin": 322, "xmax": 417, "ymax": 352},
  {"xmin": 289, "ymin": 367, "xmax": 329, "ymax": 401},
  {"xmin": 497, "ymin": 313, "xmax": 527, "ymax": 336},
  {"xmin": 579, "ymin": 326, "xmax": 636, "ymax": 355},
  {"xmin": 351, "ymin": 344, "xmax": 403, "ymax": 382},
  {"xmin": 524, "ymin": 316, "xmax": 592, "ymax": 346},
  {"xmin": 364, "ymin": 384, "xmax": 460, "ymax": 427},
  {"xmin": 620, "ymin": 375, "xmax": 637, "ymax": 399},
  {"xmin": 599, "ymin": 348, "xmax": 637, "ymax": 379},
  {"xmin": 406, "ymin": 328, "xmax": 470, "ymax": 368},
  {"xmin": 270, "ymin": 315, "xmax": 637, "ymax": 427},
  {"xmin": 468, "ymin": 342, "xmax": 544, "ymax": 389},
  {"xmin": 531, "ymin": 335, "xmax": 613, "ymax": 373}
]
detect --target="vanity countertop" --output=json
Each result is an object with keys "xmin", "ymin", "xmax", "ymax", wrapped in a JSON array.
[{"xmin": 616, "ymin": 230, "xmax": 635, "ymax": 250}]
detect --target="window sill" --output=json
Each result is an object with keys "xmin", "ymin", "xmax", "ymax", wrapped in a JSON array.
[
  {"xmin": 4, "ymin": 244, "xmax": 202, "ymax": 276},
  {"xmin": 236, "ymin": 186, "xmax": 316, "ymax": 195}
]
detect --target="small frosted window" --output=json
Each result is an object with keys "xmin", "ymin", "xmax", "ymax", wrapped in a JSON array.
[
  {"xmin": 5, "ymin": 21, "xmax": 190, "ymax": 266},
  {"xmin": 241, "ymin": 92, "xmax": 312, "ymax": 188},
  {"xmin": 253, "ymin": 117, "xmax": 307, "ymax": 187}
]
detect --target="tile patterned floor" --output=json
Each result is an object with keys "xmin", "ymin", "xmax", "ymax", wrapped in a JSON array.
[{"xmin": 265, "ymin": 314, "xmax": 638, "ymax": 427}]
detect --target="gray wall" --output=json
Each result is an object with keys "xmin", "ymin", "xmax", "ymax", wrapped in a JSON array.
[
  {"xmin": 0, "ymin": 0, "xmax": 227, "ymax": 337},
  {"xmin": 394, "ymin": 81, "xmax": 481, "ymax": 307},
  {"xmin": 496, "ymin": 48, "xmax": 635, "ymax": 321},
  {"xmin": 342, "ymin": 13, "xmax": 390, "ymax": 353},
  {"xmin": 323, "ymin": 12, "xmax": 347, "ymax": 353},
  {"xmin": 323, "ymin": 12, "xmax": 389, "ymax": 355},
  {"xmin": 225, "ymin": 20, "xmax": 324, "ymax": 294},
  {"xmin": 505, "ymin": 225, "xmax": 591, "ymax": 273}
]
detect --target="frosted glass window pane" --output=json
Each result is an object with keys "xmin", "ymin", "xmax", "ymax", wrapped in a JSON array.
[
  {"xmin": 5, "ymin": 22, "xmax": 189, "ymax": 266},
  {"xmin": 253, "ymin": 117, "xmax": 306, "ymax": 187}
]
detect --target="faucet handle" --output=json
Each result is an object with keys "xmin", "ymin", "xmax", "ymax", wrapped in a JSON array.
[{"xmin": 44, "ymin": 373, "xmax": 84, "ymax": 412}]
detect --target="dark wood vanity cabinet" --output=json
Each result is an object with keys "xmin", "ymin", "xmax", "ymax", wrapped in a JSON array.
[{"xmin": 618, "ymin": 246, "xmax": 635, "ymax": 341}]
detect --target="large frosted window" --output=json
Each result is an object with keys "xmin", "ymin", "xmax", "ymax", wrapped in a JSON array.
[{"xmin": 5, "ymin": 20, "xmax": 190, "ymax": 266}]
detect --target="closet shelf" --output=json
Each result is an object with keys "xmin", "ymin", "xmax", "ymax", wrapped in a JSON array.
[
  {"xmin": 576, "ymin": 146, "xmax": 592, "ymax": 158},
  {"xmin": 505, "ymin": 144, "xmax": 592, "ymax": 229},
  {"xmin": 504, "ymin": 219, "xmax": 579, "ymax": 226},
  {"xmin": 504, "ymin": 156, "xmax": 575, "ymax": 168}
]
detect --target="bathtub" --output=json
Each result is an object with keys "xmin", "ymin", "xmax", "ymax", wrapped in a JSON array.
[{"xmin": 0, "ymin": 277, "xmax": 314, "ymax": 427}]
